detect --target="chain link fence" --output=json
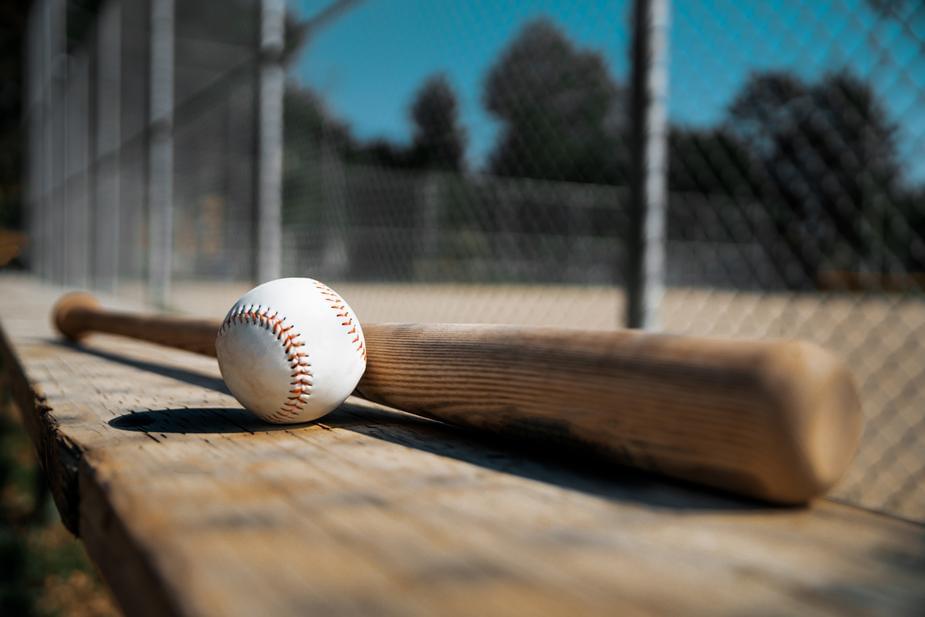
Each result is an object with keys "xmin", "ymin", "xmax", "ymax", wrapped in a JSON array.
[
  {"xmin": 664, "ymin": 0, "xmax": 925, "ymax": 520},
  {"xmin": 23, "ymin": 0, "xmax": 925, "ymax": 521}
]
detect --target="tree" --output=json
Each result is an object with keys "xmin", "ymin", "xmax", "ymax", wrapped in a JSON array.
[
  {"xmin": 886, "ymin": 185, "xmax": 925, "ymax": 274},
  {"xmin": 283, "ymin": 85, "xmax": 354, "ymax": 216},
  {"xmin": 344, "ymin": 74, "xmax": 467, "ymax": 171},
  {"xmin": 408, "ymin": 74, "xmax": 467, "ymax": 171},
  {"xmin": 483, "ymin": 18, "xmax": 624, "ymax": 184},
  {"xmin": 668, "ymin": 126, "xmax": 757, "ymax": 197},
  {"xmin": 349, "ymin": 138, "xmax": 409, "ymax": 169},
  {"xmin": 284, "ymin": 86, "xmax": 353, "ymax": 153},
  {"xmin": 864, "ymin": 0, "xmax": 922, "ymax": 19},
  {"xmin": 726, "ymin": 69, "xmax": 905, "ymax": 277},
  {"xmin": 665, "ymin": 126, "xmax": 768, "ymax": 249}
]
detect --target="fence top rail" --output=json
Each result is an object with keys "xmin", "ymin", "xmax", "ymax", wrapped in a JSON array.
[{"xmin": 0, "ymin": 273, "xmax": 923, "ymax": 617}]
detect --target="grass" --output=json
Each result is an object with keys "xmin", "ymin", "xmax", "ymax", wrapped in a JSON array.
[{"xmin": 0, "ymin": 371, "xmax": 118, "ymax": 617}]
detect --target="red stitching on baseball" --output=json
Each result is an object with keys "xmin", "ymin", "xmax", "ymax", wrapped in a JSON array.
[
  {"xmin": 313, "ymin": 281, "xmax": 367, "ymax": 360},
  {"xmin": 218, "ymin": 304, "xmax": 313, "ymax": 418}
]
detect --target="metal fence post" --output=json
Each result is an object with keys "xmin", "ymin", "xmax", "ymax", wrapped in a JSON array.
[
  {"xmin": 93, "ymin": 0, "xmax": 121, "ymax": 291},
  {"xmin": 25, "ymin": 2, "xmax": 42, "ymax": 276},
  {"xmin": 418, "ymin": 172, "xmax": 442, "ymax": 280},
  {"xmin": 65, "ymin": 51, "xmax": 91, "ymax": 288},
  {"xmin": 37, "ymin": 0, "xmax": 51, "ymax": 280},
  {"xmin": 625, "ymin": 0, "xmax": 670, "ymax": 330},
  {"xmin": 148, "ymin": 0, "xmax": 174, "ymax": 305},
  {"xmin": 255, "ymin": 0, "xmax": 285, "ymax": 283},
  {"xmin": 49, "ymin": 0, "xmax": 67, "ymax": 285}
]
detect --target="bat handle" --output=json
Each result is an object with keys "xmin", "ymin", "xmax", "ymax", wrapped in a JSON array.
[{"xmin": 52, "ymin": 292, "xmax": 220, "ymax": 357}]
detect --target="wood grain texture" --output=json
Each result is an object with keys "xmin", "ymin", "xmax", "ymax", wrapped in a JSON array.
[
  {"xmin": 2, "ymin": 274, "xmax": 924, "ymax": 616},
  {"xmin": 54, "ymin": 292, "xmax": 863, "ymax": 503},
  {"xmin": 358, "ymin": 323, "xmax": 863, "ymax": 504}
]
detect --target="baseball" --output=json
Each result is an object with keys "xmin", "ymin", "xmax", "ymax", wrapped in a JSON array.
[{"xmin": 215, "ymin": 278, "xmax": 367, "ymax": 424}]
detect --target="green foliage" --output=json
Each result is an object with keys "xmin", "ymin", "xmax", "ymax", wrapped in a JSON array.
[
  {"xmin": 277, "ymin": 14, "xmax": 925, "ymax": 282},
  {"xmin": 865, "ymin": 0, "xmax": 922, "ymax": 18},
  {"xmin": 726, "ymin": 69, "xmax": 909, "ymax": 274},
  {"xmin": 668, "ymin": 126, "xmax": 758, "ymax": 197},
  {"xmin": 408, "ymin": 74, "xmax": 467, "ymax": 171},
  {"xmin": 887, "ymin": 185, "xmax": 925, "ymax": 272},
  {"xmin": 282, "ymin": 85, "xmax": 355, "ymax": 221},
  {"xmin": 349, "ymin": 139, "xmax": 409, "ymax": 168},
  {"xmin": 483, "ymin": 18, "xmax": 626, "ymax": 184},
  {"xmin": 340, "ymin": 73, "xmax": 468, "ymax": 171}
]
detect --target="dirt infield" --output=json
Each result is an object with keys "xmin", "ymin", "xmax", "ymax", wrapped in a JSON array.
[{"xmin": 118, "ymin": 280, "xmax": 924, "ymax": 522}]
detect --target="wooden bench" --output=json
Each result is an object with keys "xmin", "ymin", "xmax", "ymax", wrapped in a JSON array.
[{"xmin": 1, "ymin": 274, "xmax": 923, "ymax": 616}]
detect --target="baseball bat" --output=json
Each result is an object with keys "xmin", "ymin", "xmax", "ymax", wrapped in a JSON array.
[{"xmin": 53, "ymin": 292, "xmax": 863, "ymax": 504}]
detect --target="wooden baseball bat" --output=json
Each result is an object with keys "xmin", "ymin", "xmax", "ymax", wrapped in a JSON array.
[{"xmin": 53, "ymin": 292, "xmax": 863, "ymax": 504}]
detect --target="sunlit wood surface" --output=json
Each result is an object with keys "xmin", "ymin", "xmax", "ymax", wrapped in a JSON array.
[{"xmin": 1, "ymin": 274, "xmax": 923, "ymax": 616}]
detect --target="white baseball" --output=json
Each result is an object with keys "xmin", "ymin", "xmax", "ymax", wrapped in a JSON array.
[{"xmin": 215, "ymin": 278, "xmax": 367, "ymax": 424}]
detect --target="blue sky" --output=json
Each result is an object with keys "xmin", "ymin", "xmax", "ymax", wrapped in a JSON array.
[{"xmin": 288, "ymin": 0, "xmax": 924, "ymax": 181}]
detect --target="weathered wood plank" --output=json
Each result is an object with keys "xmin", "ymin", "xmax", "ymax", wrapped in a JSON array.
[{"xmin": 1, "ymin": 274, "xmax": 923, "ymax": 616}]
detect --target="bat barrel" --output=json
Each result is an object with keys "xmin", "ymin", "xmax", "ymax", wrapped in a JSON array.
[
  {"xmin": 53, "ymin": 291, "xmax": 102, "ymax": 341},
  {"xmin": 357, "ymin": 324, "xmax": 864, "ymax": 504}
]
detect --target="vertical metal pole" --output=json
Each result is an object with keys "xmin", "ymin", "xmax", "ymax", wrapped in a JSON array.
[
  {"xmin": 95, "ymin": 0, "xmax": 121, "ymax": 291},
  {"xmin": 66, "ymin": 52, "xmax": 91, "ymax": 288},
  {"xmin": 418, "ymin": 173, "xmax": 441, "ymax": 280},
  {"xmin": 45, "ymin": 0, "xmax": 57, "ymax": 281},
  {"xmin": 37, "ymin": 0, "xmax": 50, "ymax": 280},
  {"xmin": 148, "ymin": 0, "xmax": 174, "ymax": 305},
  {"xmin": 25, "ymin": 2, "xmax": 41, "ymax": 275},
  {"xmin": 49, "ymin": 0, "xmax": 67, "ymax": 284},
  {"xmin": 320, "ymin": 121, "xmax": 349, "ymax": 278},
  {"xmin": 255, "ymin": 0, "xmax": 285, "ymax": 282},
  {"xmin": 625, "ymin": 0, "xmax": 670, "ymax": 330},
  {"xmin": 63, "ymin": 54, "xmax": 74, "ymax": 286}
]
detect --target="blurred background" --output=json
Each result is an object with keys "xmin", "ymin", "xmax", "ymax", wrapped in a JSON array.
[{"xmin": 0, "ymin": 1, "xmax": 923, "ymax": 609}]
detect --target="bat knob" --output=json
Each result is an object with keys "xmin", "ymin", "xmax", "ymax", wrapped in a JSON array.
[{"xmin": 53, "ymin": 292, "xmax": 100, "ymax": 341}]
